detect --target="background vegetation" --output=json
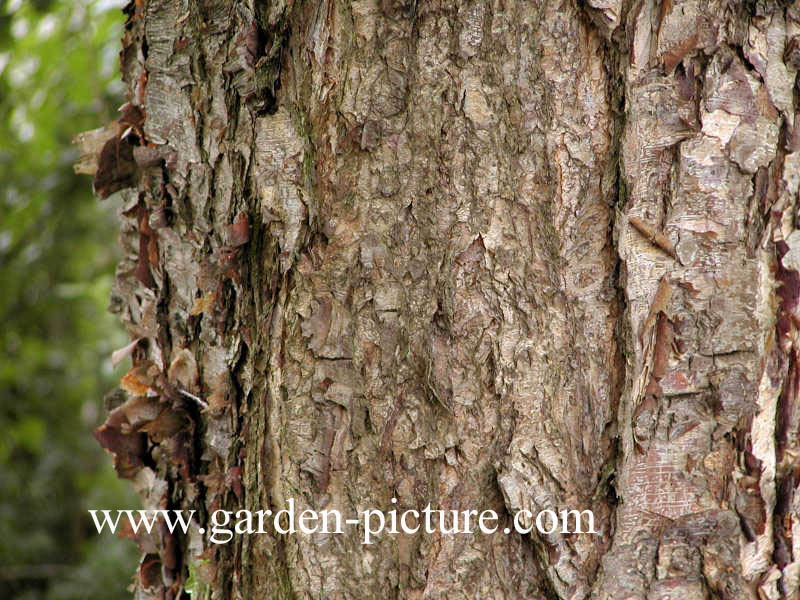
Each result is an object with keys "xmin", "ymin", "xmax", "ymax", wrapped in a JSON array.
[{"xmin": 0, "ymin": 1, "xmax": 139, "ymax": 598}]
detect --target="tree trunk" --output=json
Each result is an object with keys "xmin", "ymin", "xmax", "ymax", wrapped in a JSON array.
[{"xmin": 86, "ymin": 0, "xmax": 800, "ymax": 598}]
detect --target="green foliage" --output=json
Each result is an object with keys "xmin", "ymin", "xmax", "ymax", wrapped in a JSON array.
[{"xmin": 0, "ymin": 0, "xmax": 139, "ymax": 598}]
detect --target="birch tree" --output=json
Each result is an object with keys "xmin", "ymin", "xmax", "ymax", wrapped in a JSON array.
[{"xmin": 81, "ymin": 0, "xmax": 800, "ymax": 598}]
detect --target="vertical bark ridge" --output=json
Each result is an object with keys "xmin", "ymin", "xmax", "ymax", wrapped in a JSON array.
[
  {"xmin": 102, "ymin": 0, "xmax": 623, "ymax": 597},
  {"xmin": 594, "ymin": 2, "xmax": 800, "ymax": 599}
]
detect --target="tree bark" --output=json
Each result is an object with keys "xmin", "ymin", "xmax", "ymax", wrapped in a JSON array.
[{"xmin": 87, "ymin": 0, "xmax": 800, "ymax": 598}]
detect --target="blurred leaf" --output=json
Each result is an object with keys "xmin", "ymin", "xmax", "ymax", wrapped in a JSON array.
[{"xmin": 0, "ymin": 1, "xmax": 139, "ymax": 598}]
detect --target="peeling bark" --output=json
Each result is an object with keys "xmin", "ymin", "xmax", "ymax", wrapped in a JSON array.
[{"xmin": 85, "ymin": 0, "xmax": 800, "ymax": 598}]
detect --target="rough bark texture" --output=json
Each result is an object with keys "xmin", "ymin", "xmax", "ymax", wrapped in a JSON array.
[{"xmin": 83, "ymin": 0, "xmax": 800, "ymax": 598}]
